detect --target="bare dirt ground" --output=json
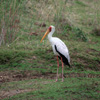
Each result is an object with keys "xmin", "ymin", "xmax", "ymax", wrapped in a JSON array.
[
  {"xmin": 0, "ymin": 88, "xmax": 35, "ymax": 99},
  {"xmin": 0, "ymin": 70, "xmax": 56, "ymax": 83},
  {"xmin": 0, "ymin": 70, "xmax": 100, "ymax": 83}
]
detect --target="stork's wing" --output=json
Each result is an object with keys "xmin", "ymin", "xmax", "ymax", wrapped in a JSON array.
[{"xmin": 55, "ymin": 39, "xmax": 70, "ymax": 63}]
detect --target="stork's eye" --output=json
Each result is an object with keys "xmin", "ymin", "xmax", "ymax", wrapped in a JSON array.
[{"xmin": 49, "ymin": 26, "xmax": 52, "ymax": 32}]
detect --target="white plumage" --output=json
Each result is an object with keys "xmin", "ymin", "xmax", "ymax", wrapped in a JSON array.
[
  {"xmin": 41, "ymin": 25, "xmax": 70, "ymax": 82},
  {"xmin": 49, "ymin": 37, "xmax": 70, "ymax": 63}
]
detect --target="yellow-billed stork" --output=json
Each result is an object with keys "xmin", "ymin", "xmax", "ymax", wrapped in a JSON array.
[{"xmin": 41, "ymin": 25, "xmax": 70, "ymax": 82}]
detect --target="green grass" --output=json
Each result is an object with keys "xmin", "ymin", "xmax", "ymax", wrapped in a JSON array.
[
  {"xmin": 0, "ymin": 78, "xmax": 100, "ymax": 100},
  {"xmin": 0, "ymin": 0, "xmax": 100, "ymax": 99}
]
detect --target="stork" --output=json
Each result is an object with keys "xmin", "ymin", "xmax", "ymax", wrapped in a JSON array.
[{"xmin": 41, "ymin": 25, "xmax": 70, "ymax": 82}]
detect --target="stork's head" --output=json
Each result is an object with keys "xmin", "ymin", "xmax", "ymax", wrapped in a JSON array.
[{"xmin": 40, "ymin": 25, "xmax": 55, "ymax": 42}]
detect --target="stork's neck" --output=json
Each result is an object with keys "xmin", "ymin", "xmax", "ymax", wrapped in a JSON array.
[
  {"xmin": 48, "ymin": 32, "xmax": 52, "ymax": 39},
  {"xmin": 48, "ymin": 30, "xmax": 55, "ymax": 41}
]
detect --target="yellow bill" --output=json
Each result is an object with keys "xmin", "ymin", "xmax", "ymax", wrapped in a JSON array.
[{"xmin": 40, "ymin": 29, "xmax": 49, "ymax": 42}]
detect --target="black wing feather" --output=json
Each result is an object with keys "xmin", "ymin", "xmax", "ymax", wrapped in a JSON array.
[{"xmin": 55, "ymin": 45, "xmax": 70, "ymax": 67}]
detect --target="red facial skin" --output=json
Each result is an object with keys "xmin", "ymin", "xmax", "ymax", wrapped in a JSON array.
[{"xmin": 49, "ymin": 26, "xmax": 52, "ymax": 32}]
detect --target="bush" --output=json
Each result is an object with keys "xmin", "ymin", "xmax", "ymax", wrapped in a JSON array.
[
  {"xmin": 73, "ymin": 27, "xmax": 88, "ymax": 42},
  {"xmin": 62, "ymin": 23, "xmax": 88, "ymax": 42}
]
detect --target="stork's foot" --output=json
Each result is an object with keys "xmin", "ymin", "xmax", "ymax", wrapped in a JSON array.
[{"xmin": 55, "ymin": 79, "xmax": 58, "ymax": 82}]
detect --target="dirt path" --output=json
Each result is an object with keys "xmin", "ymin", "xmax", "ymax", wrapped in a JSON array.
[{"xmin": 0, "ymin": 88, "xmax": 35, "ymax": 99}]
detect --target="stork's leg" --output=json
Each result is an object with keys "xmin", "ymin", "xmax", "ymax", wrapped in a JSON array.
[
  {"xmin": 56, "ymin": 56, "xmax": 59, "ymax": 82},
  {"xmin": 61, "ymin": 57, "xmax": 64, "ymax": 82}
]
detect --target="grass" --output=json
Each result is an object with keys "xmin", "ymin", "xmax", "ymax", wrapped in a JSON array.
[
  {"xmin": 0, "ymin": 0, "xmax": 100, "ymax": 99},
  {"xmin": 1, "ymin": 78, "xmax": 100, "ymax": 100}
]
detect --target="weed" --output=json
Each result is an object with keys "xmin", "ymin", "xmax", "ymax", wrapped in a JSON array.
[{"xmin": 75, "ymin": 0, "xmax": 87, "ymax": 7}]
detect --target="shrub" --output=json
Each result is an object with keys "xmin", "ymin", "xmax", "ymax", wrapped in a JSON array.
[{"xmin": 73, "ymin": 27, "xmax": 88, "ymax": 42}]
